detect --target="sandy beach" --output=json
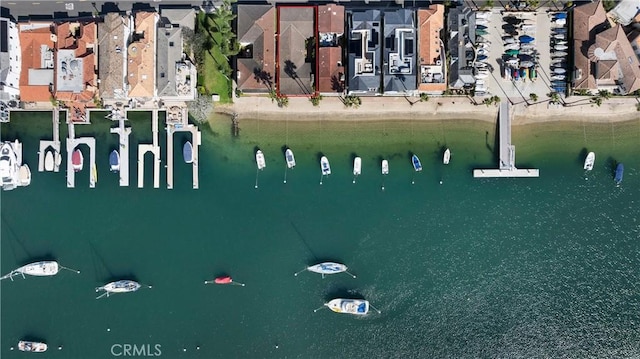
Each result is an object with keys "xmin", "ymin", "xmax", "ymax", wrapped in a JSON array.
[{"xmin": 216, "ymin": 95, "xmax": 640, "ymax": 125}]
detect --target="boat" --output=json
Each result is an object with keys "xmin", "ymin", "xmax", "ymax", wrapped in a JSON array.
[
  {"xmin": 213, "ymin": 276, "xmax": 233, "ymax": 284},
  {"xmin": 382, "ymin": 160, "xmax": 389, "ymax": 175},
  {"xmin": 55, "ymin": 151, "xmax": 62, "ymax": 167},
  {"xmin": 583, "ymin": 152, "xmax": 595, "ymax": 171},
  {"xmin": 554, "ymin": 12, "xmax": 567, "ymax": 19},
  {"xmin": 551, "ymin": 51, "xmax": 568, "ymax": 57},
  {"xmin": 412, "ymin": 154, "xmax": 422, "ymax": 172},
  {"xmin": 109, "ymin": 150, "xmax": 120, "ymax": 172},
  {"xmin": 18, "ymin": 165, "xmax": 31, "ymax": 186},
  {"xmin": 321, "ymin": 156, "xmax": 331, "ymax": 175},
  {"xmin": 285, "ymin": 148, "xmax": 296, "ymax": 168},
  {"xmin": 96, "ymin": 280, "xmax": 141, "ymax": 299},
  {"xmin": 477, "ymin": 48, "xmax": 489, "ymax": 56},
  {"xmin": 326, "ymin": 298, "xmax": 369, "ymax": 315},
  {"xmin": 255, "ymin": 150, "xmax": 266, "ymax": 170},
  {"xmin": 615, "ymin": 163, "xmax": 624, "ymax": 185},
  {"xmin": 520, "ymin": 61, "xmax": 534, "ymax": 68},
  {"xmin": 553, "ymin": 40, "xmax": 568, "ymax": 46},
  {"xmin": 18, "ymin": 341, "xmax": 47, "ymax": 353},
  {"xmin": 476, "ymin": 24, "xmax": 487, "ymax": 30},
  {"xmin": 519, "ymin": 35, "xmax": 534, "ymax": 43},
  {"xmin": 91, "ymin": 163, "xmax": 98, "ymax": 184},
  {"xmin": 183, "ymin": 141, "xmax": 193, "ymax": 164},
  {"xmin": 353, "ymin": 157, "xmax": 361, "ymax": 176},
  {"xmin": 550, "ymin": 75, "xmax": 566, "ymax": 81},
  {"xmin": 72, "ymin": 148, "xmax": 83, "ymax": 172},
  {"xmin": 1, "ymin": 261, "xmax": 59, "ymax": 281},
  {"xmin": 44, "ymin": 151, "xmax": 54, "ymax": 171},
  {"xmin": 474, "ymin": 71, "xmax": 489, "ymax": 80},
  {"xmin": 0, "ymin": 142, "xmax": 18, "ymax": 190},
  {"xmin": 553, "ymin": 68, "xmax": 567, "ymax": 74},
  {"xmin": 553, "ymin": 34, "xmax": 566, "ymax": 40},
  {"xmin": 476, "ymin": 29, "xmax": 488, "ymax": 36},
  {"xmin": 443, "ymin": 149, "xmax": 451, "ymax": 165},
  {"xmin": 504, "ymin": 43, "xmax": 520, "ymax": 50},
  {"xmin": 554, "ymin": 44, "xmax": 568, "ymax": 51},
  {"xmin": 305, "ymin": 262, "xmax": 349, "ymax": 277}
]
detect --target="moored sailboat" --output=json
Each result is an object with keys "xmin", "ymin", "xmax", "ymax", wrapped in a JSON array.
[
  {"xmin": 1, "ymin": 261, "xmax": 59, "ymax": 281},
  {"xmin": 95, "ymin": 280, "xmax": 142, "ymax": 299},
  {"xmin": 294, "ymin": 262, "xmax": 356, "ymax": 278}
]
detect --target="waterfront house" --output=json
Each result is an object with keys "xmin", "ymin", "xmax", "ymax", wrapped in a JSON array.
[
  {"xmin": 347, "ymin": 9, "xmax": 382, "ymax": 95},
  {"xmin": 573, "ymin": 1, "xmax": 608, "ymax": 93},
  {"xmin": 236, "ymin": 5, "xmax": 276, "ymax": 93},
  {"xmin": 127, "ymin": 11, "xmax": 157, "ymax": 105},
  {"xmin": 383, "ymin": 9, "xmax": 417, "ymax": 94},
  {"xmin": 0, "ymin": 17, "xmax": 21, "ymax": 105},
  {"xmin": 418, "ymin": 5, "xmax": 446, "ymax": 94},
  {"xmin": 18, "ymin": 22, "xmax": 55, "ymax": 105},
  {"xmin": 277, "ymin": 6, "xmax": 315, "ymax": 96},
  {"xmin": 98, "ymin": 13, "xmax": 130, "ymax": 106},
  {"xmin": 317, "ymin": 4, "xmax": 345, "ymax": 94},
  {"xmin": 447, "ymin": 7, "xmax": 475, "ymax": 90}
]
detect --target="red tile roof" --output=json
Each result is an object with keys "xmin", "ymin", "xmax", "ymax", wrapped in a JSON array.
[{"xmin": 19, "ymin": 23, "xmax": 55, "ymax": 102}]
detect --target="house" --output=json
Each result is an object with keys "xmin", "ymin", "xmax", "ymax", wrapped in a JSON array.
[
  {"xmin": 236, "ymin": 5, "xmax": 276, "ymax": 93},
  {"xmin": 18, "ymin": 22, "xmax": 55, "ymax": 104},
  {"xmin": 127, "ymin": 12, "xmax": 157, "ymax": 101},
  {"xmin": 277, "ymin": 6, "xmax": 315, "ymax": 96},
  {"xmin": 572, "ymin": 1, "xmax": 608, "ymax": 92},
  {"xmin": 156, "ymin": 8, "xmax": 196, "ymax": 102},
  {"xmin": 418, "ymin": 5, "xmax": 446, "ymax": 93},
  {"xmin": 383, "ymin": 9, "xmax": 417, "ymax": 94},
  {"xmin": 447, "ymin": 7, "xmax": 476, "ymax": 90},
  {"xmin": 53, "ymin": 21, "xmax": 98, "ymax": 122},
  {"xmin": 317, "ymin": 4, "xmax": 345, "ymax": 94},
  {"xmin": 0, "ymin": 17, "xmax": 21, "ymax": 104},
  {"xmin": 347, "ymin": 9, "xmax": 382, "ymax": 95},
  {"xmin": 98, "ymin": 13, "xmax": 130, "ymax": 104}
]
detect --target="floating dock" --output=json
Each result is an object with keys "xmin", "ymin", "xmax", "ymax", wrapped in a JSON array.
[
  {"xmin": 473, "ymin": 101, "xmax": 539, "ymax": 178},
  {"xmin": 109, "ymin": 110, "xmax": 131, "ymax": 186},
  {"xmin": 166, "ymin": 107, "xmax": 200, "ymax": 189},
  {"xmin": 37, "ymin": 110, "xmax": 62, "ymax": 172},
  {"xmin": 136, "ymin": 110, "xmax": 161, "ymax": 188},
  {"xmin": 66, "ymin": 121, "xmax": 96, "ymax": 188}
]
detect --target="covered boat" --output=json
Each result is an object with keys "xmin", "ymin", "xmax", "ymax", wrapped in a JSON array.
[
  {"xmin": 183, "ymin": 141, "xmax": 193, "ymax": 164},
  {"xmin": 412, "ymin": 154, "xmax": 422, "ymax": 172},
  {"xmin": 326, "ymin": 299, "xmax": 369, "ymax": 315},
  {"xmin": 583, "ymin": 152, "xmax": 595, "ymax": 171},
  {"xmin": 615, "ymin": 163, "xmax": 624, "ymax": 185},
  {"xmin": 285, "ymin": 148, "xmax": 296, "ymax": 168},
  {"xmin": 353, "ymin": 157, "xmax": 361, "ymax": 176},
  {"xmin": 321, "ymin": 156, "xmax": 331, "ymax": 175},
  {"xmin": 44, "ymin": 151, "xmax": 54, "ymax": 171},
  {"xmin": 255, "ymin": 150, "xmax": 266, "ymax": 170},
  {"xmin": 18, "ymin": 341, "xmax": 48, "ymax": 352},
  {"xmin": 72, "ymin": 149, "xmax": 83, "ymax": 172},
  {"xmin": 382, "ymin": 160, "xmax": 389, "ymax": 175},
  {"xmin": 110, "ymin": 150, "xmax": 120, "ymax": 172}
]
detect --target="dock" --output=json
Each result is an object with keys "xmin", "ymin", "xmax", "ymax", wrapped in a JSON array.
[
  {"xmin": 37, "ymin": 110, "xmax": 62, "ymax": 172},
  {"xmin": 473, "ymin": 101, "xmax": 539, "ymax": 178},
  {"xmin": 109, "ymin": 110, "xmax": 131, "ymax": 186},
  {"xmin": 136, "ymin": 110, "xmax": 161, "ymax": 188},
  {"xmin": 66, "ymin": 121, "xmax": 97, "ymax": 188},
  {"xmin": 166, "ymin": 106, "xmax": 200, "ymax": 189}
]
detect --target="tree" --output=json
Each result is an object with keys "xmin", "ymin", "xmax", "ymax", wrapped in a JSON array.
[
  {"xmin": 310, "ymin": 94, "xmax": 323, "ymax": 106},
  {"xmin": 548, "ymin": 92, "xmax": 561, "ymax": 104},
  {"xmin": 420, "ymin": 93, "xmax": 429, "ymax": 102},
  {"xmin": 597, "ymin": 89, "xmax": 612, "ymax": 100},
  {"xmin": 529, "ymin": 93, "xmax": 538, "ymax": 102},
  {"xmin": 591, "ymin": 96, "xmax": 603, "ymax": 107}
]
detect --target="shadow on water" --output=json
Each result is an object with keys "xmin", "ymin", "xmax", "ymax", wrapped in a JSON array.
[
  {"xmin": 492, "ymin": 119, "xmax": 500, "ymax": 165},
  {"xmin": 280, "ymin": 145, "xmax": 288, "ymax": 156},
  {"xmin": 349, "ymin": 152, "xmax": 357, "ymax": 170},
  {"xmin": 606, "ymin": 156, "xmax": 617, "ymax": 178},
  {"xmin": 324, "ymin": 288, "xmax": 366, "ymax": 301},
  {"xmin": 88, "ymin": 241, "xmax": 115, "ymax": 281},
  {"xmin": 1, "ymin": 215, "xmax": 32, "ymax": 261},
  {"xmin": 289, "ymin": 221, "xmax": 318, "ymax": 262},
  {"xmin": 578, "ymin": 148, "xmax": 588, "ymax": 165}
]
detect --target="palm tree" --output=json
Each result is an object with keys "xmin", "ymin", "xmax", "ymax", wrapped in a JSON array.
[{"xmin": 529, "ymin": 93, "xmax": 538, "ymax": 102}]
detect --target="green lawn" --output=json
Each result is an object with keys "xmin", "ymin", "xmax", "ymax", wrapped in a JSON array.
[{"xmin": 196, "ymin": 13, "xmax": 232, "ymax": 104}]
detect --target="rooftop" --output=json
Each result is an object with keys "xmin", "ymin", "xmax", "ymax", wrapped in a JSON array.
[
  {"xmin": 98, "ymin": 13, "xmax": 129, "ymax": 101},
  {"xmin": 18, "ymin": 22, "xmax": 54, "ymax": 102},
  {"xmin": 236, "ymin": 5, "xmax": 275, "ymax": 92},
  {"xmin": 347, "ymin": 9, "xmax": 382, "ymax": 94},
  {"xmin": 128, "ymin": 11, "xmax": 156, "ymax": 99},
  {"xmin": 277, "ymin": 6, "xmax": 315, "ymax": 96},
  {"xmin": 383, "ymin": 9, "xmax": 416, "ymax": 93},
  {"xmin": 418, "ymin": 5, "xmax": 445, "ymax": 92}
]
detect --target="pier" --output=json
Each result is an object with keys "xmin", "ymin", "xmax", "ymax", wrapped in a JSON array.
[
  {"xmin": 473, "ymin": 102, "xmax": 539, "ymax": 178},
  {"xmin": 109, "ymin": 109, "xmax": 131, "ymax": 186},
  {"xmin": 166, "ymin": 106, "xmax": 200, "ymax": 189},
  {"xmin": 136, "ymin": 110, "xmax": 161, "ymax": 188},
  {"xmin": 66, "ymin": 120, "xmax": 97, "ymax": 188},
  {"xmin": 37, "ymin": 110, "xmax": 62, "ymax": 172}
]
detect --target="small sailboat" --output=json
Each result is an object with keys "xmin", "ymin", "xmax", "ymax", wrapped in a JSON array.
[
  {"xmin": 1, "ymin": 261, "xmax": 59, "ymax": 281},
  {"xmin": 183, "ymin": 141, "xmax": 193, "ymax": 164},
  {"xmin": 72, "ymin": 149, "xmax": 83, "ymax": 172},
  {"xmin": 321, "ymin": 156, "xmax": 331, "ymax": 175},
  {"xmin": 326, "ymin": 299, "xmax": 369, "ymax": 315},
  {"xmin": 353, "ymin": 157, "xmax": 362, "ymax": 176},
  {"xmin": 95, "ymin": 280, "xmax": 142, "ymax": 299},
  {"xmin": 615, "ymin": 163, "xmax": 624, "ymax": 185},
  {"xmin": 110, "ymin": 150, "xmax": 120, "ymax": 172},
  {"xmin": 18, "ymin": 340, "xmax": 48, "ymax": 352},
  {"xmin": 18, "ymin": 164, "xmax": 31, "ymax": 186},
  {"xmin": 285, "ymin": 148, "xmax": 296, "ymax": 168},
  {"xmin": 295, "ymin": 262, "xmax": 356, "ymax": 278},
  {"xmin": 583, "ymin": 152, "xmax": 595, "ymax": 171},
  {"xmin": 443, "ymin": 149, "xmax": 451, "ymax": 165},
  {"xmin": 412, "ymin": 154, "xmax": 422, "ymax": 172},
  {"xmin": 255, "ymin": 150, "xmax": 266, "ymax": 170},
  {"xmin": 382, "ymin": 160, "xmax": 389, "ymax": 175},
  {"xmin": 204, "ymin": 275, "xmax": 245, "ymax": 286},
  {"xmin": 44, "ymin": 151, "xmax": 54, "ymax": 171}
]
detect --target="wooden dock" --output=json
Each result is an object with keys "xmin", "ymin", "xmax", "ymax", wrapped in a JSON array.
[
  {"xmin": 473, "ymin": 101, "xmax": 539, "ymax": 178},
  {"xmin": 37, "ymin": 110, "xmax": 62, "ymax": 172},
  {"xmin": 166, "ymin": 107, "xmax": 200, "ymax": 189},
  {"xmin": 109, "ymin": 110, "xmax": 131, "ymax": 186},
  {"xmin": 136, "ymin": 110, "xmax": 161, "ymax": 188}
]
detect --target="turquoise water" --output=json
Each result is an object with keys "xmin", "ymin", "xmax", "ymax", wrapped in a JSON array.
[{"xmin": 2, "ymin": 113, "xmax": 640, "ymax": 358}]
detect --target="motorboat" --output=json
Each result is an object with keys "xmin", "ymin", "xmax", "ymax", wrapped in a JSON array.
[
  {"xmin": 504, "ymin": 37, "xmax": 517, "ymax": 44},
  {"xmin": 474, "ymin": 71, "xmax": 489, "ymax": 79},
  {"xmin": 520, "ymin": 49, "xmax": 536, "ymax": 55},
  {"xmin": 443, "ymin": 148, "xmax": 451, "ymax": 165},
  {"xmin": 72, "ymin": 148, "xmax": 83, "ymax": 172},
  {"xmin": 204, "ymin": 275, "xmax": 246, "ymax": 286},
  {"xmin": 353, "ymin": 157, "xmax": 361, "ymax": 176},
  {"xmin": 0, "ymin": 261, "xmax": 59, "ymax": 281},
  {"xmin": 285, "ymin": 148, "xmax": 296, "ymax": 168},
  {"xmin": 506, "ymin": 58, "xmax": 519, "ymax": 66},
  {"xmin": 382, "ymin": 160, "xmax": 389, "ymax": 175},
  {"xmin": 520, "ymin": 61, "xmax": 534, "ymax": 68},
  {"xmin": 554, "ymin": 12, "xmax": 567, "ymax": 19},
  {"xmin": 412, "ymin": 154, "xmax": 422, "ymax": 172},
  {"xmin": 505, "ymin": 49, "xmax": 519, "ymax": 56},
  {"xmin": 110, "ymin": 150, "xmax": 120, "ymax": 172},
  {"xmin": 0, "ymin": 142, "xmax": 17, "ymax": 190},
  {"xmin": 554, "ymin": 44, "xmax": 568, "ymax": 51},
  {"xmin": 476, "ymin": 29, "xmax": 488, "ymax": 36},
  {"xmin": 519, "ymin": 35, "xmax": 534, "ymax": 43},
  {"xmin": 553, "ymin": 40, "xmax": 568, "ymax": 46},
  {"xmin": 18, "ymin": 165, "xmax": 31, "ymax": 186},
  {"xmin": 475, "ymin": 19, "xmax": 488, "ymax": 26},
  {"xmin": 583, "ymin": 152, "xmax": 595, "ymax": 171},
  {"xmin": 551, "ymin": 51, "xmax": 567, "ymax": 57},
  {"xmin": 477, "ymin": 48, "xmax": 489, "ymax": 56},
  {"xmin": 615, "ymin": 163, "xmax": 624, "ymax": 185},
  {"xmin": 18, "ymin": 341, "xmax": 47, "ymax": 353},
  {"xmin": 553, "ymin": 68, "xmax": 567, "ymax": 74},
  {"xmin": 44, "ymin": 151, "xmax": 54, "ymax": 171},
  {"xmin": 476, "ymin": 11, "xmax": 491, "ymax": 20},
  {"xmin": 183, "ymin": 142, "xmax": 193, "ymax": 164},
  {"xmin": 255, "ymin": 150, "xmax": 266, "ymax": 170},
  {"xmin": 504, "ymin": 43, "xmax": 520, "ymax": 51},
  {"xmin": 326, "ymin": 299, "xmax": 369, "ymax": 315},
  {"xmin": 320, "ymin": 156, "xmax": 331, "ymax": 175},
  {"xmin": 553, "ymin": 34, "xmax": 566, "ymax": 40},
  {"xmin": 96, "ymin": 280, "xmax": 141, "ymax": 299},
  {"xmin": 477, "ymin": 55, "xmax": 488, "ymax": 61},
  {"xmin": 550, "ymin": 75, "xmax": 566, "ymax": 81}
]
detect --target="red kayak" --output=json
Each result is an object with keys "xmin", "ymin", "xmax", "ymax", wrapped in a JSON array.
[{"xmin": 214, "ymin": 276, "xmax": 233, "ymax": 284}]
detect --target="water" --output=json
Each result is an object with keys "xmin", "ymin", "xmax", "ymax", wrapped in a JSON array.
[{"xmin": 1, "ymin": 113, "xmax": 640, "ymax": 358}]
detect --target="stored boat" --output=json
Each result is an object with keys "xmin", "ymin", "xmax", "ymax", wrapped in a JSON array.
[
  {"xmin": 583, "ymin": 152, "xmax": 595, "ymax": 171},
  {"xmin": 18, "ymin": 341, "xmax": 47, "ymax": 353},
  {"xmin": 0, "ymin": 142, "xmax": 17, "ymax": 190},
  {"xmin": 110, "ymin": 150, "xmax": 120, "ymax": 172},
  {"xmin": 382, "ymin": 160, "xmax": 389, "ymax": 175},
  {"xmin": 475, "ymin": 71, "xmax": 489, "ymax": 80},
  {"xmin": 1, "ymin": 261, "xmax": 59, "ymax": 281},
  {"xmin": 443, "ymin": 148, "xmax": 451, "ymax": 165},
  {"xmin": 519, "ymin": 35, "xmax": 534, "ymax": 43},
  {"xmin": 285, "ymin": 148, "xmax": 296, "ymax": 168},
  {"xmin": 183, "ymin": 141, "xmax": 193, "ymax": 164},
  {"xmin": 72, "ymin": 149, "xmax": 83, "ymax": 172},
  {"xmin": 412, "ymin": 154, "xmax": 422, "ymax": 172},
  {"xmin": 504, "ymin": 43, "xmax": 520, "ymax": 50},
  {"xmin": 551, "ymin": 51, "xmax": 567, "ymax": 57},
  {"xmin": 255, "ymin": 150, "xmax": 266, "ymax": 170},
  {"xmin": 553, "ymin": 68, "xmax": 567, "ymax": 74},
  {"xmin": 550, "ymin": 75, "xmax": 566, "ymax": 81},
  {"xmin": 321, "ymin": 156, "xmax": 331, "ymax": 175},
  {"xmin": 44, "ymin": 151, "xmax": 54, "ymax": 171},
  {"xmin": 326, "ymin": 299, "xmax": 369, "ymax": 315},
  {"xmin": 353, "ymin": 157, "xmax": 361, "ymax": 176},
  {"xmin": 615, "ymin": 163, "xmax": 624, "ymax": 185},
  {"xmin": 96, "ymin": 280, "xmax": 141, "ymax": 299},
  {"xmin": 554, "ymin": 44, "xmax": 568, "ymax": 51}
]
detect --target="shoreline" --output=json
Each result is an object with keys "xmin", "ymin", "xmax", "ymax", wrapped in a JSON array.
[{"xmin": 215, "ymin": 96, "xmax": 640, "ymax": 125}]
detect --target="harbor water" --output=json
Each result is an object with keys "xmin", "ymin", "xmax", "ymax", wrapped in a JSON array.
[{"xmin": 1, "ymin": 112, "xmax": 640, "ymax": 358}]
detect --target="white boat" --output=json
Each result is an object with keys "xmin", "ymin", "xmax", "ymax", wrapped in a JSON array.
[
  {"xmin": 285, "ymin": 148, "xmax": 296, "ymax": 168},
  {"xmin": 554, "ymin": 44, "xmax": 568, "ymax": 51},
  {"xmin": 19, "ymin": 164, "xmax": 31, "ymax": 186},
  {"xmin": 504, "ymin": 43, "xmax": 520, "ymax": 50},
  {"xmin": 475, "ymin": 11, "xmax": 491, "ymax": 19},
  {"xmin": 255, "ymin": 150, "xmax": 266, "ymax": 170},
  {"xmin": 474, "ymin": 71, "xmax": 489, "ymax": 80},
  {"xmin": 326, "ymin": 298, "xmax": 369, "ymax": 315},
  {"xmin": 1, "ymin": 261, "xmax": 59, "ymax": 281},
  {"xmin": 321, "ymin": 156, "xmax": 331, "ymax": 175},
  {"xmin": 72, "ymin": 148, "xmax": 83, "ymax": 172},
  {"xmin": 553, "ymin": 68, "xmax": 566, "ymax": 74},
  {"xmin": 443, "ymin": 148, "xmax": 451, "ymax": 165},
  {"xmin": 18, "ymin": 341, "xmax": 47, "ymax": 352},
  {"xmin": 96, "ymin": 280, "xmax": 141, "ymax": 299},
  {"xmin": 353, "ymin": 157, "xmax": 361, "ymax": 176},
  {"xmin": 584, "ymin": 152, "xmax": 595, "ymax": 171},
  {"xmin": 183, "ymin": 142, "xmax": 193, "ymax": 164},
  {"xmin": 293, "ymin": 262, "xmax": 356, "ymax": 279},
  {"xmin": 0, "ymin": 142, "xmax": 18, "ymax": 190},
  {"xmin": 44, "ymin": 151, "xmax": 54, "ymax": 171},
  {"xmin": 382, "ymin": 160, "xmax": 389, "ymax": 175},
  {"xmin": 110, "ymin": 150, "xmax": 120, "ymax": 172},
  {"xmin": 550, "ymin": 75, "xmax": 566, "ymax": 80}
]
